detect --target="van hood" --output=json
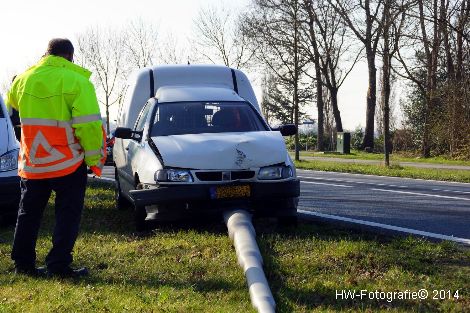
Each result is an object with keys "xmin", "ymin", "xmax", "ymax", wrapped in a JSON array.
[{"xmin": 152, "ymin": 131, "xmax": 287, "ymax": 170}]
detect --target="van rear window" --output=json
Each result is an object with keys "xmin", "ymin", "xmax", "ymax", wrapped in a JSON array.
[{"xmin": 150, "ymin": 101, "xmax": 268, "ymax": 136}]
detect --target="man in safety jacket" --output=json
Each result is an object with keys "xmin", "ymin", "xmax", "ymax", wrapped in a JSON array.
[{"xmin": 6, "ymin": 38, "xmax": 106, "ymax": 278}]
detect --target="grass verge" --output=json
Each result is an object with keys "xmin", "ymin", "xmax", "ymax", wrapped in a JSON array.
[
  {"xmin": 293, "ymin": 150, "xmax": 470, "ymax": 166},
  {"xmin": 295, "ymin": 160, "xmax": 470, "ymax": 183},
  {"xmin": 0, "ymin": 181, "xmax": 469, "ymax": 312}
]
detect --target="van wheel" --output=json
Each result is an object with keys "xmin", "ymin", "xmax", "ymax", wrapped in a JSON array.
[
  {"xmin": 115, "ymin": 168, "xmax": 131, "ymax": 210},
  {"xmin": 133, "ymin": 176, "xmax": 147, "ymax": 231}
]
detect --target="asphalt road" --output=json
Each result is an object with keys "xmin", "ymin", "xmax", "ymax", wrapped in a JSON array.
[
  {"xmin": 101, "ymin": 166, "xmax": 115, "ymax": 181},
  {"xmin": 297, "ymin": 169, "xmax": 470, "ymax": 241},
  {"xmin": 98, "ymin": 166, "xmax": 470, "ymax": 242}
]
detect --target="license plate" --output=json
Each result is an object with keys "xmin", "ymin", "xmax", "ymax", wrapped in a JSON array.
[{"xmin": 210, "ymin": 185, "xmax": 251, "ymax": 199}]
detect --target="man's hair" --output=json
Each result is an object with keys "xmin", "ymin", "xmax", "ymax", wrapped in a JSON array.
[{"xmin": 46, "ymin": 38, "xmax": 74, "ymax": 57}]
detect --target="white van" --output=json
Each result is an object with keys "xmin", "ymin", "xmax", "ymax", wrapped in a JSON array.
[
  {"xmin": 113, "ymin": 65, "xmax": 299, "ymax": 229},
  {"xmin": 0, "ymin": 95, "xmax": 20, "ymax": 222}
]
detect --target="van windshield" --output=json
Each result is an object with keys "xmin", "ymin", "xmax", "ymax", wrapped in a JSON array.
[{"xmin": 150, "ymin": 101, "xmax": 268, "ymax": 136}]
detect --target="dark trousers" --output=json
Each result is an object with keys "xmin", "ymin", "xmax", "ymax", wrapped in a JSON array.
[{"xmin": 11, "ymin": 162, "xmax": 87, "ymax": 270}]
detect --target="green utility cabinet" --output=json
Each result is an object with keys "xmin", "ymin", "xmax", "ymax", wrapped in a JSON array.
[{"xmin": 337, "ymin": 132, "xmax": 351, "ymax": 154}]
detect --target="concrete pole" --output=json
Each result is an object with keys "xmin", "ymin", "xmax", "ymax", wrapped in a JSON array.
[{"xmin": 224, "ymin": 210, "xmax": 276, "ymax": 313}]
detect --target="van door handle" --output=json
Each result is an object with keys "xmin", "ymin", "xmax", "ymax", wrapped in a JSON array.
[{"xmin": 125, "ymin": 147, "xmax": 129, "ymax": 151}]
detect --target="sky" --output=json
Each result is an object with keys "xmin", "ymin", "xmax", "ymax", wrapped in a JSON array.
[{"xmin": 0, "ymin": 0, "xmax": 372, "ymax": 131}]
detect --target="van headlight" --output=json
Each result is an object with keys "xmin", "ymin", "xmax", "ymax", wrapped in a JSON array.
[
  {"xmin": 0, "ymin": 149, "xmax": 19, "ymax": 172},
  {"xmin": 258, "ymin": 165, "xmax": 293, "ymax": 180},
  {"xmin": 155, "ymin": 169, "xmax": 193, "ymax": 182}
]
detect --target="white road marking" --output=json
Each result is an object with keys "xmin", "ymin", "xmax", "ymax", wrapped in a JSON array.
[
  {"xmin": 371, "ymin": 188, "xmax": 470, "ymax": 201},
  {"xmin": 299, "ymin": 175, "xmax": 470, "ymax": 195},
  {"xmin": 298, "ymin": 210, "xmax": 470, "ymax": 245},
  {"xmin": 431, "ymin": 188, "xmax": 470, "ymax": 195},
  {"xmin": 301, "ymin": 181, "xmax": 353, "ymax": 188},
  {"xmin": 298, "ymin": 175, "xmax": 409, "ymax": 189}
]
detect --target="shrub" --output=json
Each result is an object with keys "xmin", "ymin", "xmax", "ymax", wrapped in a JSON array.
[
  {"xmin": 285, "ymin": 134, "xmax": 317, "ymax": 151},
  {"xmin": 351, "ymin": 127, "xmax": 364, "ymax": 150}
]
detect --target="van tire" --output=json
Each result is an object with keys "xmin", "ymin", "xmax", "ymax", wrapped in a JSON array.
[
  {"xmin": 133, "ymin": 175, "xmax": 147, "ymax": 231},
  {"xmin": 115, "ymin": 168, "xmax": 131, "ymax": 210}
]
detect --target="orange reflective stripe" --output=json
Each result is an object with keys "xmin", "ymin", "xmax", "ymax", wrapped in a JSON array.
[{"xmin": 20, "ymin": 154, "xmax": 84, "ymax": 174}]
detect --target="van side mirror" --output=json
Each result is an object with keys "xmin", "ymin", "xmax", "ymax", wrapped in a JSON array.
[
  {"xmin": 273, "ymin": 124, "xmax": 297, "ymax": 136},
  {"xmin": 114, "ymin": 127, "xmax": 143, "ymax": 140}
]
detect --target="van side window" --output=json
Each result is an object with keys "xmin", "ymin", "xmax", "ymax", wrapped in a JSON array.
[{"xmin": 134, "ymin": 101, "xmax": 152, "ymax": 132}]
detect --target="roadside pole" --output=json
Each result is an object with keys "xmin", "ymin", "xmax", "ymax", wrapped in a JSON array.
[{"xmin": 224, "ymin": 210, "xmax": 276, "ymax": 313}]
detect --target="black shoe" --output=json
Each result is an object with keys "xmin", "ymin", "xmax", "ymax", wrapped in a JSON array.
[
  {"xmin": 14, "ymin": 266, "xmax": 47, "ymax": 277},
  {"xmin": 48, "ymin": 267, "xmax": 89, "ymax": 278}
]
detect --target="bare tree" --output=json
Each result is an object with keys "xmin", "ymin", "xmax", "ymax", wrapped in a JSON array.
[
  {"xmin": 76, "ymin": 27, "xmax": 128, "ymax": 135},
  {"xmin": 376, "ymin": 68, "xmax": 397, "ymax": 136},
  {"xmin": 261, "ymin": 71, "xmax": 295, "ymax": 124},
  {"xmin": 303, "ymin": 0, "xmax": 326, "ymax": 150},
  {"xmin": 192, "ymin": 5, "xmax": 255, "ymax": 69},
  {"xmin": 243, "ymin": 0, "xmax": 311, "ymax": 161},
  {"xmin": 394, "ymin": 0, "xmax": 442, "ymax": 157},
  {"xmin": 328, "ymin": 0, "xmax": 385, "ymax": 150},
  {"xmin": 439, "ymin": 0, "xmax": 470, "ymax": 155},
  {"xmin": 322, "ymin": 87, "xmax": 336, "ymax": 150},
  {"xmin": 394, "ymin": 0, "xmax": 470, "ymax": 158},
  {"xmin": 123, "ymin": 19, "xmax": 159, "ymax": 68},
  {"xmin": 303, "ymin": 0, "xmax": 362, "ymax": 150},
  {"xmin": 159, "ymin": 33, "xmax": 187, "ymax": 64},
  {"xmin": 379, "ymin": 0, "xmax": 409, "ymax": 165}
]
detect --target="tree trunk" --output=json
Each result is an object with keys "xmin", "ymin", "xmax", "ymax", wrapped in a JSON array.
[
  {"xmin": 294, "ymin": 7, "xmax": 300, "ymax": 161},
  {"xmin": 330, "ymin": 87, "xmax": 343, "ymax": 132},
  {"xmin": 419, "ymin": 0, "xmax": 440, "ymax": 158},
  {"xmin": 382, "ymin": 0, "xmax": 391, "ymax": 167},
  {"xmin": 455, "ymin": 0, "xmax": 469, "ymax": 82},
  {"xmin": 362, "ymin": 50, "xmax": 377, "ymax": 150},
  {"xmin": 440, "ymin": 0, "xmax": 455, "ymax": 80},
  {"xmin": 315, "ymin": 70, "xmax": 325, "ymax": 151},
  {"xmin": 304, "ymin": 0, "xmax": 325, "ymax": 151},
  {"xmin": 105, "ymin": 96, "xmax": 110, "ymax": 135}
]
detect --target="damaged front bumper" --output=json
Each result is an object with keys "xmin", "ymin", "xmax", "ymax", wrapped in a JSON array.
[{"xmin": 129, "ymin": 179, "xmax": 300, "ymax": 220}]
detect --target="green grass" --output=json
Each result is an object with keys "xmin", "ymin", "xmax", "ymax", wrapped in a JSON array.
[
  {"xmin": 295, "ymin": 160, "xmax": 470, "ymax": 183},
  {"xmin": 294, "ymin": 150, "xmax": 470, "ymax": 166},
  {"xmin": 1, "ymin": 181, "xmax": 469, "ymax": 312}
]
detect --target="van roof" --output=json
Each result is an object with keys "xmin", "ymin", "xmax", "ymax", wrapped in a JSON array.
[
  {"xmin": 156, "ymin": 86, "xmax": 245, "ymax": 103},
  {"xmin": 118, "ymin": 64, "xmax": 260, "ymax": 129},
  {"xmin": 153, "ymin": 64, "xmax": 235, "ymax": 92}
]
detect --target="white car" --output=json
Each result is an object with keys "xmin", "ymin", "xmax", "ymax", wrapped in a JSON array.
[
  {"xmin": 0, "ymin": 95, "xmax": 20, "ymax": 222},
  {"xmin": 113, "ymin": 65, "xmax": 299, "ymax": 229}
]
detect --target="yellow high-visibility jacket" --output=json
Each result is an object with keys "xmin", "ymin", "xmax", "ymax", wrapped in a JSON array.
[{"xmin": 6, "ymin": 55, "xmax": 106, "ymax": 179}]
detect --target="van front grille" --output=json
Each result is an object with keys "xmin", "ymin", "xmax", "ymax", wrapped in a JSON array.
[{"xmin": 195, "ymin": 171, "xmax": 255, "ymax": 181}]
